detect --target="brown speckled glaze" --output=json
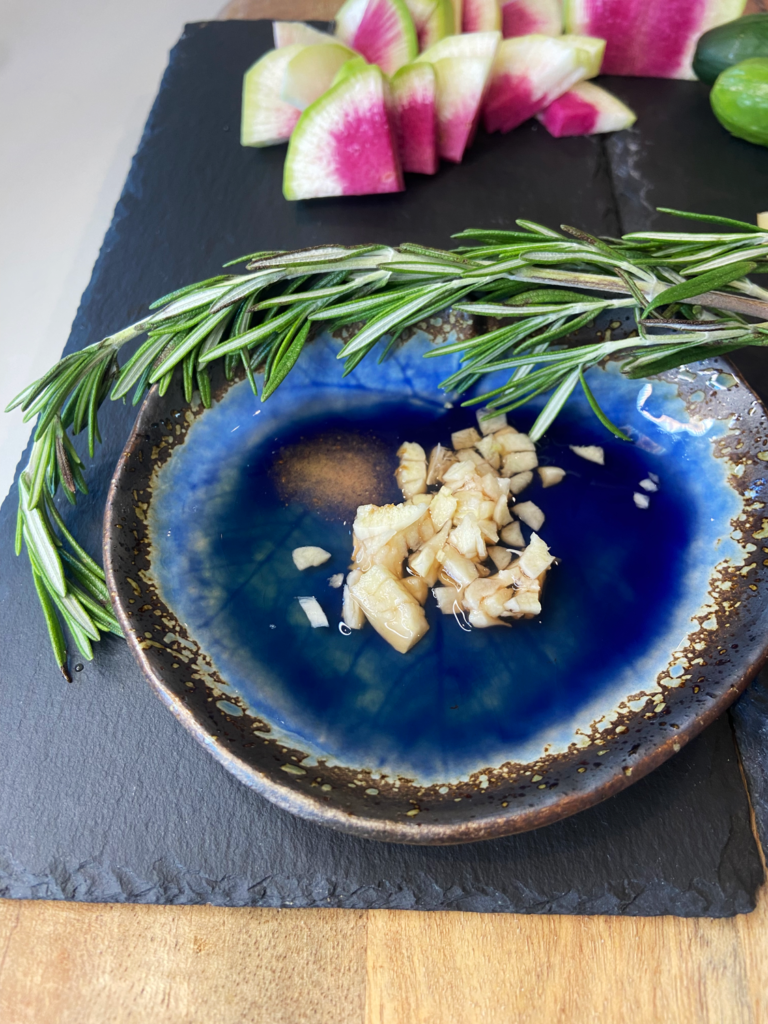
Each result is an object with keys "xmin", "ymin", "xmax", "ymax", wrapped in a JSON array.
[{"xmin": 104, "ymin": 353, "xmax": 768, "ymax": 845}]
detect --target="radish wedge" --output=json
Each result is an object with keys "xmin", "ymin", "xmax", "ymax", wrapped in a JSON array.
[
  {"xmin": 501, "ymin": 0, "xmax": 562, "ymax": 37},
  {"xmin": 463, "ymin": 0, "xmax": 502, "ymax": 33},
  {"xmin": 273, "ymin": 22, "xmax": 338, "ymax": 47},
  {"xmin": 417, "ymin": 32, "xmax": 500, "ymax": 161},
  {"xmin": 284, "ymin": 63, "xmax": 404, "ymax": 199},
  {"xmin": 415, "ymin": 30, "xmax": 501, "ymax": 62},
  {"xmin": 391, "ymin": 62, "xmax": 438, "ymax": 173},
  {"xmin": 563, "ymin": 0, "xmax": 747, "ymax": 80},
  {"xmin": 335, "ymin": 0, "xmax": 418, "ymax": 74},
  {"xmin": 282, "ymin": 43, "xmax": 358, "ymax": 110},
  {"xmin": 483, "ymin": 34, "xmax": 587, "ymax": 134},
  {"xmin": 241, "ymin": 46, "xmax": 303, "ymax": 147},
  {"xmin": 537, "ymin": 80, "xmax": 636, "ymax": 135},
  {"xmin": 560, "ymin": 34, "xmax": 605, "ymax": 78},
  {"xmin": 404, "ymin": 0, "xmax": 454, "ymax": 50}
]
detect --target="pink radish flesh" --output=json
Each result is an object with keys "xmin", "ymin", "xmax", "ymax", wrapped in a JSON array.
[
  {"xmin": 463, "ymin": 0, "xmax": 501, "ymax": 33},
  {"xmin": 336, "ymin": 0, "xmax": 417, "ymax": 74},
  {"xmin": 396, "ymin": 97, "xmax": 438, "ymax": 173},
  {"xmin": 587, "ymin": 0, "xmax": 700, "ymax": 76},
  {"xmin": 284, "ymin": 68, "xmax": 404, "ymax": 198},
  {"xmin": 392, "ymin": 67, "xmax": 438, "ymax": 173},
  {"xmin": 483, "ymin": 75, "xmax": 539, "ymax": 132},
  {"xmin": 564, "ymin": 0, "xmax": 745, "ymax": 79},
  {"xmin": 483, "ymin": 37, "xmax": 584, "ymax": 134},
  {"xmin": 431, "ymin": 55, "xmax": 496, "ymax": 161},
  {"xmin": 501, "ymin": 0, "xmax": 561, "ymax": 37},
  {"xmin": 537, "ymin": 81, "xmax": 637, "ymax": 136},
  {"xmin": 334, "ymin": 108, "xmax": 402, "ymax": 193},
  {"xmin": 539, "ymin": 91, "xmax": 597, "ymax": 135}
]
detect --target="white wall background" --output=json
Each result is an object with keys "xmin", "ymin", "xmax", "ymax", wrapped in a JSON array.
[{"xmin": 0, "ymin": 0, "xmax": 222, "ymax": 500}]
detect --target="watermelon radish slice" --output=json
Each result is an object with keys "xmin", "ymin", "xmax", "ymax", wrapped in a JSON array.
[
  {"xmin": 501, "ymin": 0, "xmax": 562, "ymax": 38},
  {"xmin": 417, "ymin": 32, "xmax": 500, "ymax": 161},
  {"xmin": 273, "ymin": 22, "xmax": 338, "ymax": 48},
  {"xmin": 538, "ymin": 80, "xmax": 637, "ymax": 135},
  {"xmin": 483, "ymin": 34, "xmax": 589, "ymax": 134},
  {"xmin": 563, "ymin": 0, "xmax": 747, "ymax": 80},
  {"xmin": 284, "ymin": 63, "xmax": 404, "ymax": 199},
  {"xmin": 282, "ymin": 43, "xmax": 358, "ymax": 110},
  {"xmin": 391, "ymin": 62, "xmax": 439, "ymax": 173},
  {"xmin": 462, "ymin": 0, "xmax": 502, "ymax": 32},
  {"xmin": 241, "ymin": 45, "xmax": 303, "ymax": 147},
  {"xmin": 335, "ymin": 0, "xmax": 418, "ymax": 75},
  {"xmin": 404, "ymin": 0, "xmax": 454, "ymax": 50}
]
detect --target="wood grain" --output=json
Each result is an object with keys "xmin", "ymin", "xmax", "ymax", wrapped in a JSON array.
[
  {"xmin": 0, "ymin": 902, "xmax": 368, "ymax": 1024},
  {"xmin": 1, "ymin": 889, "xmax": 767, "ymax": 1024},
  {"xmin": 1, "ymin": 4, "xmax": 765, "ymax": 1024},
  {"xmin": 219, "ymin": 0, "xmax": 338, "ymax": 21}
]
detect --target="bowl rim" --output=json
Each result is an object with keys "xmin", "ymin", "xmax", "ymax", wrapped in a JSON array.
[{"xmin": 104, "ymin": 356, "xmax": 768, "ymax": 845}]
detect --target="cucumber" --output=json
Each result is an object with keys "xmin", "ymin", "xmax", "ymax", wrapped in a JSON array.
[
  {"xmin": 710, "ymin": 56, "xmax": 768, "ymax": 146},
  {"xmin": 694, "ymin": 13, "xmax": 768, "ymax": 85}
]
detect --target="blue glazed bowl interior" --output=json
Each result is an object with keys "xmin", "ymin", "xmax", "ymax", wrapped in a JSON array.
[{"xmin": 148, "ymin": 335, "xmax": 737, "ymax": 784}]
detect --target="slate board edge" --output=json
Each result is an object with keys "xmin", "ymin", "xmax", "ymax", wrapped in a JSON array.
[
  {"xmin": 0, "ymin": 20, "xmax": 765, "ymax": 916},
  {"xmin": 0, "ymin": 849, "xmax": 756, "ymax": 916}
]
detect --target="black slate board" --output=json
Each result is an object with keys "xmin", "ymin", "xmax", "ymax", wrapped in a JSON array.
[{"xmin": 1, "ymin": 21, "xmax": 767, "ymax": 915}]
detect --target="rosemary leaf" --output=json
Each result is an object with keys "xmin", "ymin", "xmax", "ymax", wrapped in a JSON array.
[
  {"xmin": 262, "ymin": 321, "xmax": 311, "ymax": 400},
  {"xmin": 579, "ymin": 370, "xmax": 631, "ymax": 441},
  {"xmin": 149, "ymin": 307, "xmax": 232, "ymax": 381},
  {"xmin": 655, "ymin": 207, "xmax": 763, "ymax": 233},
  {"xmin": 31, "ymin": 566, "xmax": 71, "ymax": 680},
  {"xmin": 642, "ymin": 261, "xmax": 757, "ymax": 316},
  {"xmin": 529, "ymin": 368, "xmax": 582, "ymax": 441}
]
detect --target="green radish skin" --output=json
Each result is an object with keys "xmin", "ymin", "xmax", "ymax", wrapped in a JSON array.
[
  {"xmin": 538, "ymin": 80, "xmax": 636, "ymax": 135},
  {"xmin": 694, "ymin": 13, "xmax": 768, "ymax": 84},
  {"xmin": 422, "ymin": 0, "xmax": 455, "ymax": 49},
  {"xmin": 272, "ymin": 22, "xmax": 339, "ymax": 47},
  {"xmin": 282, "ymin": 43, "xmax": 358, "ymax": 110},
  {"xmin": 417, "ymin": 32, "xmax": 501, "ymax": 160},
  {"xmin": 560, "ymin": 34, "xmax": 606, "ymax": 78},
  {"xmin": 711, "ymin": 56, "xmax": 768, "ymax": 146},
  {"xmin": 404, "ymin": 0, "xmax": 454, "ymax": 51},
  {"xmin": 331, "ymin": 55, "xmax": 370, "ymax": 86},
  {"xmin": 284, "ymin": 64, "xmax": 404, "ymax": 198},
  {"xmin": 563, "ymin": 0, "xmax": 747, "ymax": 80},
  {"xmin": 335, "ymin": 0, "xmax": 418, "ymax": 74},
  {"xmin": 241, "ymin": 45, "xmax": 303, "ymax": 147}
]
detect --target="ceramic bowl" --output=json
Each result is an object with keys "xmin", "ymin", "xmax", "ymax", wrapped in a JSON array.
[{"xmin": 104, "ymin": 326, "xmax": 768, "ymax": 844}]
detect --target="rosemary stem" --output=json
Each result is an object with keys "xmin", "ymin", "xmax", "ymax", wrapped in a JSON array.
[{"xmin": 8, "ymin": 207, "xmax": 768, "ymax": 674}]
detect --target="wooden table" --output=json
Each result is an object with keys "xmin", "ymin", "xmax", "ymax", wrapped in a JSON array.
[{"xmin": 2, "ymin": 2, "xmax": 768, "ymax": 1021}]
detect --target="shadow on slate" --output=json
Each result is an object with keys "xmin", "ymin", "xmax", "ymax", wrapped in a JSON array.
[{"xmin": 0, "ymin": 20, "xmax": 765, "ymax": 915}]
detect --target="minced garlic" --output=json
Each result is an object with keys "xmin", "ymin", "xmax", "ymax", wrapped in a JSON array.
[{"xmin": 344, "ymin": 411, "xmax": 560, "ymax": 653}]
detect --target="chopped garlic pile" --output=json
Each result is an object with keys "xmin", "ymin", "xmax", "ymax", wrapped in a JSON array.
[{"xmin": 341, "ymin": 411, "xmax": 563, "ymax": 654}]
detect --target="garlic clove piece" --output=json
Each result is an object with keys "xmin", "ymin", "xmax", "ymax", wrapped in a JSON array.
[
  {"xmin": 292, "ymin": 546, "xmax": 332, "ymax": 570},
  {"xmin": 514, "ymin": 501, "xmax": 545, "ymax": 531},
  {"xmin": 538, "ymin": 466, "xmax": 565, "ymax": 488}
]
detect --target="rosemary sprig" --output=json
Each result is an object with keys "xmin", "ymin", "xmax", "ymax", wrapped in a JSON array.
[{"xmin": 7, "ymin": 210, "xmax": 768, "ymax": 675}]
